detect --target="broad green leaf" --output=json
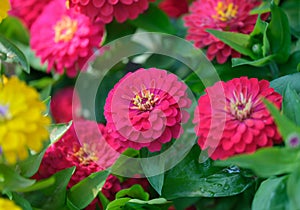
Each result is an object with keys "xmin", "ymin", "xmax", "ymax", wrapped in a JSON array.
[
  {"xmin": 129, "ymin": 4, "xmax": 175, "ymax": 34},
  {"xmin": 232, "ymin": 55, "xmax": 275, "ymax": 67},
  {"xmin": 106, "ymin": 198, "xmax": 132, "ymax": 210},
  {"xmin": 252, "ymin": 176, "xmax": 290, "ymax": 210},
  {"xmin": 278, "ymin": 51, "xmax": 300, "ymax": 75},
  {"xmin": 282, "ymin": 85, "xmax": 300, "ymax": 126},
  {"xmin": 140, "ymin": 148, "xmax": 165, "ymax": 195},
  {"xmin": 29, "ymin": 78, "xmax": 54, "ymax": 90},
  {"xmin": 17, "ymin": 149, "xmax": 47, "ymax": 178},
  {"xmin": 250, "ymin": 1, "xmax": 271, "ymax": 14},
  {"xmin": 12, "ymin": 192, "xmax": 33, "ymax": 210},
  {"xmin": 116, "ymin": 184, "xmax": 149, "ymax": 201},
  {"xmin": 68, "ymin": 169, "xmax": 109, "ymax": 209},
  {"xmin": 98, "ymin": 192, "xmax": 110, "ymax": 210},
  {"xmin": 287, "ymin": 166, "xmax": 300, "ymax": 209},
  {"xmin": 215, "ymin": 147, "xmax": 300, "ymax": 177},
  {"xmin": 0, "ymin": 164, "xmax": 35, "ymax": 192},
  {"xmin": 270, "ymin": 72, "xmax": 300, "ymax": 95},
  {"xmin": 162, "ymin": 146, "xmax": 255, "ymax": 199},
  {"xmin": 206, "ymin": 29, "xmax": 254, "ymax": 58},
  {"xmin": 125, "ymin": 198, "xmax": 172, "ymax": 210},
  {"xmin": 0, "ymin": 17, "xmax": 29, "ymax": 44},
  {"xmin": 281, "ymin": 0, "xmax": 300, "ymax": 38},
  {"xmin": 0, "ymin": 34, "xmax": 30, "ymax": 73},
  {"xmin": 49, "ymin": 121, "xmax": 73, "ymax": 144},
  {"xmin": 264, "ymin": 100, "xmax": 300, "ymax": 146},
  {"xmin": 267, "ymin": 3, "xmax": 291, "ymax": 63},
  {"xmin": 17, "ymin": 177, "xmax": 55, "ymax": 193},
  {"xmin": 23, "ymin": 167, "xmax": 75, "ymax": 210}
]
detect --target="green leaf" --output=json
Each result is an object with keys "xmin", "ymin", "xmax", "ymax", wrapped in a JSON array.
[
  {"xmin": 250, "ymin": 16, "xmax": 270, "ymax": 57},
  {"xmin": 250, "ymin": 1, "xmax": 271, "ymax": 14},
  {"xmin": 206, "ymin": 29, "xmax": 254, "ymax": 58},
  {"xmin": 282, "ymin": 85, "xmax": 300, "ymax": 126},
  {"xmin": 278, "ymin": 51, "xmax": 300, "ymax": 75},
  {"xmin": 49, "ymin": 121, "xmax": 73, "ymax": 144},
  {"xmin": 0, "ymin": 34, "xmax": 30, "ymax": 73},
  {"xmin": 270, "ymin": 72, "xmax": 300, "ymax": 95},
  {"xmin": 116, "ymin": 184, "xmax": 149, "ymax": 201},
  {"xmin": 17, "ymin": 149, "xmax": 47, "ymax": 178},
  {"xmin": 267, "ymin": 3, "xmax": 291, "ymax": 63},
  {"xmin": 23, "ymin": 167, "xmax": 75, "ymax": 210},
  {"xmin": 98, "ymin": 192, "xmax": 110, "ymax": 210},
  {"xmin": 252, "ymin": 176, "xmax": 290, "ymax": 210},
  {"xmin": 68, "ymin": 170, "xmax": 109, "ymax": 209},
  {"xmin": 287, "ymin": 166, "xmax": 300, "ymax": 209},
  {"xmin": 162, "ymin": 146, "xmax": 255, "ymax": 199},
  {"xmin": 106, "ymin": 198, "xmax": 132, "ymax": 210},
  {"xmin": 232, "ymin": 55, "xmax": 275, "ymax": 67},
  {"xmin": 264, "ymin": 99, "xmax": 300, "ymax": 146},
  {"xmin": 215, "ymin": 147, "xmax": 300, "ymax": 177},
  {"xmin": 12, "ymin": 192, "xmax": 33, "ymax": 210},
  {"xmin": 129, "ymin": 4, "xmax": 175, "ymax": 34},
  {"xmin": 0, "ymin": 17, "xmax": 30, "ymax": 44},
  {"xmin": 0, "ymin": 164, "xmax": 35, "ymax": 192},
  {"xmin": 281, "ymin": 0, "xmax": 300, "ymax": 38},
  {"xmin": 125, "ymin": 198, "xmax": 172, "ymax": 210},
  {"xmin": 17, "ymin": 177, "xmax": 55, "ymax": 193}
]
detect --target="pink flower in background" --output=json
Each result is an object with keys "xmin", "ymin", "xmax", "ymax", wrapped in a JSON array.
[
  {"xmin": 9, "ymin": 0, "xmax": 53, "ymax": 29},
  {"xmin": 67, "ymin": 0, "xmax": 151, "ymax": 24},
  {"xmin": 50, "ymin": 87, "xmax": 82, "ymax": 123},
  {"xmin": 104, "ymin": 68, "xmax": 191, "ymax": 152},
  {"xmin": 159, "ymin": 0, "xmax": 189, "ymax": 18},
  {"xmin": 193, "ymin": 77, "xmax": 282, "ymax": 160},
  {"xmin": 184, "ymin": 0, "xmax": 262, "ymax": 64},
  {"xmin": 34, "ymin": 120, "xmax": 121, "ymax": 187},
  {"xmin": 30, "ymin": 0, "xmax": 105, "ymax": 77}
]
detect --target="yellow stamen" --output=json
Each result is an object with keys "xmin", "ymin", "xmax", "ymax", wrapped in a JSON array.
[
  {"xmin": 131, "ymin": 87, "xmax": 159, "ymax": 111},
  {"xmin": 54, "ymin": 16, "xmax": 77, "ymax": 43},
  {"xmin": 213, "ymin": 1, "xmax": 238, "ymax": 22}
]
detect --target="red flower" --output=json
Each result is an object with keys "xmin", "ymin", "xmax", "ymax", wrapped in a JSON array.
[
  {"xmin": 34, "ymin": 120, "xmax": 121, "ymax": 187},
  {"xmin": 193, "ymin": 77, "xmax": 282, "ymax": 160},
  {"xmin": 159, "ymin": 0, "xmax": 189, "ymax": 18},
  {"xmin": 67, "ymin": 0, "xmax": 151, "ymax": 24},
  {"xmin": 30, "ymin": 0, "xmax": 105, "ymax": 77},
  {"xmin": 9, "ymin": 0, "xmax": 53, "ymax": 29},
  {"xmin": 50, "ymin": 87, "xmax": 82, "ymax": 123},
  {"xmin": 184, "ymin": 0, "xmax": 263, "ymax": 64},
  {"xmin": 104, "ymin": 68, "xmax": 191, "ymax": 152}
]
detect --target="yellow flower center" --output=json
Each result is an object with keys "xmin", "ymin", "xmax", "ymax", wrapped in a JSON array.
[
  {"xmin": 74, "ymin": 143, "xmax": 98, "ymax": 165},
  {"xmin": 213, "ymin": 1, "xmax": 238, "ymax": 22},
  {"xmin": 229, "ymin": 93, "xmax": 252, "ymax": 121},
  {"xmin": 131, "ymin": 88, "xmax": 159, "ymax": 111},
  {"xmin": 54, "ymin": 16, "xmax": 78, "ymax": 43}
]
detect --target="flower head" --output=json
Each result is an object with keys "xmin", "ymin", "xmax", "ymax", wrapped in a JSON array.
[
  {"xmin": 159, "ymin": 0, "xmax": 189, "ymax": 18},
  {"xmin": 9, "ymin": 0, "xmax": 52, "ymax": 29},
  {"xmin": 0, "ymin": 0, "xmax": 10, "ymax": 23},
  {"xmin": 30, "ymin": 0, "xmax": 105, "ymax": 77},
  {"xmin": 0, "ymin": 198, "xmax": 22, "ymax": 210},
  {"xmin": 104, "ymin": 68, "xmax": 191, "ymax": 152},
  {"xmin": 34, "ymin": 120, "xmax": 121, "ymax": 187},
  {"xmin": 184, "ymin": 0, "xmax": 262, "ymax": 64},
  {"xmin": 0, "ymin": 77, "xmax": 50, "ymax": 164},
  {"xmin": 193, "ymin": 77, "xmax": 282, "ymax": 160},
  {"xmin": 50, "ymin": 87, "xmax": 82, "ymax": 123},
  {"xmin": 67, "ymin": 0, "xmax": 151, "ymax": 23}
]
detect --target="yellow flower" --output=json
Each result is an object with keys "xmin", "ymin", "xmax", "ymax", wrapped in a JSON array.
[
  {"xmin": 0, "ymin": 198, "xmax": 22, "ymax": 210},
  {"xmin": 0, "ymin": 0, "xmax": 10, "ymax": 23},
  {"xmin": 0, "ymin": 76, "xmax": 50, "ymax": 164}
]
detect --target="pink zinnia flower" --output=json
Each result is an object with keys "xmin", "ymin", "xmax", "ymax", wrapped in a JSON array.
[
  {"xmin": 9, "ymin": 0, "xmax": 53, "ymax": 29},
  {"xmin": 104, "ymin": 68, "xmax": 192, "ymax": 152},
  {"xmin": 50, "ymin": 87, "xmax": 82, "ymax": 123},
  {"xmin": 67, "ymin": 0, "xmax": 152, "ymax": 24},
  {"xmin": 184, "ymin": 0, "xmax": 262, "ymax": 64},
  {"xmin": 34, "ymin": 120, "xmax": 121, "ymax": 187},
  {"xmin": 30, "ymin": 0, "xmax": 105, "ymax": 77},
  {"xmin": 159, "ymin": 0, "xmax": 189, "ymax": 18},
  {"xmin": 193, "ymin": 77, "xmax": 282, "ymax": 160}
]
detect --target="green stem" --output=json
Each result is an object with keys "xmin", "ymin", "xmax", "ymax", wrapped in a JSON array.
[{"xmin": 269, "ymin": 61, "xmax": 279, "ymax": 79}]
